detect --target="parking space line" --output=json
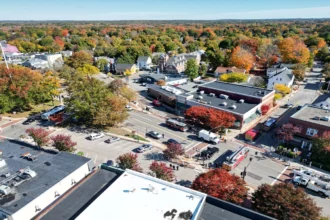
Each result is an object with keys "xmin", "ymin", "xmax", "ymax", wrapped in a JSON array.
[{"xmin": 271, "ymin": 166, "xmax": 288, "ymax": 186}]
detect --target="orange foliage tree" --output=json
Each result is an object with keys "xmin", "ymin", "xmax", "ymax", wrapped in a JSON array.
[
  {"xmin": 185, "ymin": 106, "xmax": 236, "ymax": 130},
  {"xmin": 278, "ymin": 37, "xmax": 310, "ymax": 64},
  {"xmin": 230, "ymin": 46, "xmax": 255, "ymax": 71}
]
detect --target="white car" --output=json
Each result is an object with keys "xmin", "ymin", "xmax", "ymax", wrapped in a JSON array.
[
  {"xmin": 126, "ymin": 105, "xmax": 133, "ymax": 111},
  {"xmin": 87, "ymin": 133, "xmax": 105, "ymax": 140},
  {"xmin": 136, "ymin": 144, "xmax": 153, "ymax": 153}
]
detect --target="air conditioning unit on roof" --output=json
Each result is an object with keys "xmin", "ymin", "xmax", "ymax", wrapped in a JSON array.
[
  {"xmin": 209, "ymin": 93, "xmax": 215, "ymax": 97},
  {"xmin": 239, "ymin": 99, "xmax": 244, "ymax": 103},
  {"xmin": 220, "ymin": 94, "xmax": 229, "ymax": 99},
  {"xmin": 229, "ymin": 105, "xmax": 237, "ymax": 109}
]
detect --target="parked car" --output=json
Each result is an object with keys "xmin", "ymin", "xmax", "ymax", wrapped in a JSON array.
[
  {"xmin": 313, "ymin": 116, "xmax": 321, "ymax": 120},
  {"xmin": 105, "ymin": 137, "xmax": 121, "ymax": 144},
  {"xmin": 320, "ymin": 116, "xmax": 330, "ymax": 121},
  {"xmin": 136, "ymin": 144, "xmax": 153, "ymax": 153},
  {"xmin": 125, "ymin": 105, "xmax": 133, "ymax": 111},
  {"xmin": 87, "ymin": 132, "xmax": 105, "ymax": 140},
  {"xmin": 152, "ymin": 100, "xmax": 162, "ymax": 107},
  {"xmin": 147, "ymin": 131, "xmax": 162, "ymax": 139},
  {"xmin": 200, "ymin": 147, "xmax": 219, "ymax": 158},
  {"xmin": 297, "ymin": 105, "xmax": 303, "ymax": 111},
  {"xmin": 283, "ymin": 104, "xmax": 293, "ymax": 108},
  {"xmin": 22, "ymin": 117, "xmax": 36, "ymax": 125},
  {"xmin": 166, "ymin": 139, "xmax": 181, "ymax": 146},
  {"xmin": 105, "ymin": 160, "xmax": 114, "ymax": 166}
]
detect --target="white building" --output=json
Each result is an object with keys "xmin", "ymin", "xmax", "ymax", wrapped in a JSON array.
[
  {"xmin": 75, "ymin": 169, "xmax": 207, "ymax": 220},
  {"xmin": 267, "ymin": 67, "xmax": 295, "ymax": 90},
  {"xmin": 35, "ymin": 53, "xmax": 63, "ymax": 69},
  {"xmin": 0, "ymin": 140, "xmax": 93, "ymax": 220},
  {"xmin": 137, "ymin": 56, "xmax": 152, "ymax": 69},
  {"xmin": 60, "ymin": 51, "xmax": 73, "ymax": 57}
]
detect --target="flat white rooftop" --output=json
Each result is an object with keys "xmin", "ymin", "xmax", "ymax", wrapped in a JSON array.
[{"xmin": 76, "ymin": 169, "xmax": 206, "ymax": 220}]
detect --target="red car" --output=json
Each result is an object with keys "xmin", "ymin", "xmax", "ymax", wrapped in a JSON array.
[{"xmin": 152, "ymin": 100, "xmax": 162, "ymax": 107}]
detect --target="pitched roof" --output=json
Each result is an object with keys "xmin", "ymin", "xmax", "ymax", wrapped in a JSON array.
[
  {"xmin": 269, "ymin": 68, "xmax": 294, "ymax": 82},
  {"xmin": 116, "ymin": 64, "xmax": 135, "ymax": 70},
  {"xmin": 137, "ymin": 56, "xmax": 151, "ymax": 62},
  {"xmin": 166, "ymin": 54, "xmax": 186, "ymax": 65},
  {"xmin": 215, "ymin": 66, "xmax": 246, "ymax": 74}
]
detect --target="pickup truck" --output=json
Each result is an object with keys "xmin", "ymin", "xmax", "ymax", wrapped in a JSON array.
[{"xmin": 293, "ymin": 176, "xmax": 330, "ymax": 197}]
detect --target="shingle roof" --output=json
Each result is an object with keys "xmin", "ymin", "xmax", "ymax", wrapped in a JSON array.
[
  {"xmin": 215, "ymin": 66, "xmax": 246, "ymax": 74},
  {"xmin": 137, "ymin": 56, "xmax": 151, "ymax": 62},
  {"xmin": 269, "ymin": 68, "xmax": 294, "ymax": 82}
]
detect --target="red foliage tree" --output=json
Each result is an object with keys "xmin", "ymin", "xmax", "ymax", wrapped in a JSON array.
[
  {"xmin": 252, "ymin": 183, "xmax": 321, "ymax": 220},
  {"xmin": 51, "ymin": 134, "xmax": 77, "ymax": 152},
  {"xmin": 116, "ymin": 153, "xmax": 142, "ymax": 172},
  {"xmin": 191, "ymin": 169, "xmax": 248, "ymax": 204},
  {"xmin": 26, "ymin": 127, "xmax": 50, "ymax": 148},
  {"xmin": 185, "ymin": 106, "xmax": 236, "ymax": 130},
  {"xmin": 163, "ymin": 143, "xmax": 184, "ymax": 160},
  {"xmin": 276, "ymin": 123, "xmax": 302, "ymax": 142},
  {"xmin": 54, "ymin": 36, "xmax": 65, "ymax": 49},
  {"xmin": 61, "ymin": 29, "xmax": 69, "ymax": 37},
  {"xmin": 261, "ymin": 104, "xmax": 270, "ymax": 115},
  {"xmin": 149, "ymin": 161, "xmax": 175, "ymax": 182}
]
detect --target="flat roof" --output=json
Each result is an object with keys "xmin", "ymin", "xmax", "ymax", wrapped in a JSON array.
[
  {"xmin": 38, "ymin": 169, "xmax": 120, "ymax": 220},
  {"xmin": 188, "ymin": 92, "xmax": 258, "ymax": 115},
  {"xmin": 76, "ymin": 169, "xmax": 206, "ymax": 220},
  {"xmin": 147, "ymin": 84, "xmax": 187, "ymax": 97},
  {"xmin": 290, "ymin": 105, "xmax": 330, "ymax": 127},
  {"xmin": 0, "ymin": 140, "xmax": 91, "ymax": 215},
  {"xmin": 200, "ymin": 81, "xmax": 273, "ymax": 98}
]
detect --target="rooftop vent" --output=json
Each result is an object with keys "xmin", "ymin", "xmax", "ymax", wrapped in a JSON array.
[
  {"xmin": 208, "ymin": 102, "xmax": 212, "ymax": 105},
  {"xmin": 196, "ymin": 96, "xmax": 203, "ymax": 100},
  {"xmin": 229, "ymin": 105, "xmax": 237, "ymax": 109},
  {"xmin": 239, "ymin": 99, "xmax": 244, "ymax": 103},
  {"xmin": 221, "ymin": 102, "xmax": 227, "ymax": 106},
  {"xmin": 198, "ymin": 90, "xmax": 204, "ymax": 94},
  {"xmin": 209, "ymin": 93, "xmax": 215, "ymax": 97},
  {"xmin": 220, "ymin": 94, "xmax": 229, "ymax": 99}
]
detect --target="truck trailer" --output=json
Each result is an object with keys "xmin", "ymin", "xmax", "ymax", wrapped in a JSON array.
[{"xmin": 198, "ymin": 130, "xmax": 220, "ymax": 145}]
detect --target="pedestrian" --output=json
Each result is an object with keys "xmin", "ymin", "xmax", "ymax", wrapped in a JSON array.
[
  {"xmin": 162, "ymin": 134, "xmax": 165, "ymax": 139},
  {"xmin": 177, "ymin": 166, "xmax": 179, "ymax": 170},
  {"xmin": 169, "ymin": 164, "xmax": 172, "ymax": 168},
  {"xmin": 224, "ymin": 139, "xmax": 227, "ymax": 144}
]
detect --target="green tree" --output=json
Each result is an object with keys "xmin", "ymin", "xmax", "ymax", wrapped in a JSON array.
[
  {"xmin": 95, "ymin": 58, "xmax": 108, "ymax": 72},
  {"xmin": 67, "ymin": 51, "xmax": 93, "ymax": 68},
  {"xmin": 198, "ymin": 63, "xmax": 208, "ymax": 76},
  {"xmin": 185, "ymin": 59, "xmax": 199, "ymax": 81},
  {"xmin": 311, "ymin": 131, "xmax": 330, "ymax": 170}
]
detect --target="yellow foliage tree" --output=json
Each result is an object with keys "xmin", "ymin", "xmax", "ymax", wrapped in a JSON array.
[
  {"xmin": 230, "ymin": 46, "xmax": 255, "ymax": 71},
  {"xmin": 77, "ymin": 64, "xmax": 99, "ymax": 76},
  {"xmin": 274, "ymin": 84, "xmax": 291, "ymax": 96},
  {"xmin": 278, "ymin": 38, "xmax": 310, "ymax": 65},
  {"xmin": 219, "ymin": 72, "xmax": 248, "ymax": 83},
  {"xmin": 124, "ymin": 69, "xmax": 133, "ymax": 76}
]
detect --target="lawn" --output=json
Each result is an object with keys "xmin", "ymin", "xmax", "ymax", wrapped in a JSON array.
[{"xmin": 2, "ymin": 100, "xmax": 61, "ymax": 118}]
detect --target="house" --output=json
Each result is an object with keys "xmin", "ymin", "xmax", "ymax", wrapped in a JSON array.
[
  {"xmin": 215, "ymin": 66, "xmax": 246, "ymax": 77},
  {"xmin": 176, "ymin": 81, "xmax": 275, "ymax": 129},
  {"xmin": 94, "ymin": 56, "xmax": 116, "ymax": 72},
  {"xmin": 34, "ymin": 53, "xmax": 64, "ymax": 69},
  {"xmin": 313, "ymin": 95, "xmax": 330, "ymax": 110},
  {"xmin": 60, "ymin": 51, "xmax": 73, "ymax": 57},
  {"xmin": 267, "ymin": 67, "xmax": 295, "ymax": 90},
  {"xmin": 289, "ymin": 105, "xmax": 330, "ymax": 150},
  {"xmin": 137, "ymin": 56, "xmax": 152, "ymax": 69},
  {"xmin": 36, "ymin": 165, "xmax": 274, "ymax": 220},
  {"xmin": 22, "ymin": 58, "xmax": 49, "ymax": 70},
  {"xmin": 0, "ymin": 139, "xmax": 93, "ymax": 220},
  {"xmin": 183, "ymin": 52, "xmax": 201, "ymax": 65},
  {"xmin": 158, "ymin": 53, "xmax": 169, "ymax": 72},
  {"xmin": 166, "ymin": 54, "xmax": 187, "ymax": 74},
  {"xmin": 115, "ymin": 64, "xmax": 137, "ymax": 74}
]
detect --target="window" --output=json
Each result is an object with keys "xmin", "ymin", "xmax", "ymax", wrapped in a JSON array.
[
  {"xmin": 280, "ymin": 78, "xmax": 282, "ymax": 81},
  {"xmin": 306, "ymin": 128, "xmax": 318, "ymax": 136}
]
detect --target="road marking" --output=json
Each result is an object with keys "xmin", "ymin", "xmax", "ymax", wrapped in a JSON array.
[
  {"xmin": 129, "ymin": 116, "xmax": 187, "ymax": 140},
  {"xmin": 94, "ymin": 155, "xmax": 98, "ymax": 164},
  {"xmin": 271, "ymin": 166, "xmax": 288, "ymax": 186},
  {"xmin": 130, "ymin": 112, "xmax": 156, "ymax": 122}
]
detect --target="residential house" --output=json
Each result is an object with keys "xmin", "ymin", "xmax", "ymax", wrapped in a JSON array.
[
  {"xmin": 22, "ymin": 58, "xmax": 49, "ymax": 70},
  {"xmin": 94, "ymin": 56, "xmax": 116, "ymax": 73},
  {"xmin": 137, "ymin": 56, "xmax": 152, "ymax": 69},
  {"xmin": 157, "ymin": 53, "xmax": 169, "ymax": 72},
  {"xmin": 267, "ymin": 67, "xmax": 295, "ymax": 90},
  {"xmin": 289, "ymin": 105, "xmax": 330, "ymax": 150},
  {"xmin": 115, "ymin": 64, "xmax": 137, "ymax": 74},
  {"xmin": 35, "ymin": 53, "xmax": 63, "ymax": 69},
  {"xmin": 313, "ymin": 95, "xmax": 330, "ymax": 110},
  {"xmin": 183, "ymin": 52, "xmax": 201, "ymax": 65},
  {"xmin": 215, "ymin": 66, "xmax": 246, "ymax": 77},
  {"xmin": 176, "ymin": 81, "xmax": 275, "ymax": 129},
  {"xmin": 60, "ymin": 51, "xmax": 73, "ymax": 57},
  {"xmin": 165, "ymin": 54, "xmax": 187, "ymax": 74}
]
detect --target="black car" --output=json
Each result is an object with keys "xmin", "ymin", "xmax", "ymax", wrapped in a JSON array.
[
  {"xmin": 22, "ymin": 117, "xmax": 35, "ymax": 125},
  {"xmin": 166, "ymin": 139, "xmax": 181, "ymax": 146},
  {"xmin": 199, "ymin": 147, "xmax": 219, "ymax": 158}
]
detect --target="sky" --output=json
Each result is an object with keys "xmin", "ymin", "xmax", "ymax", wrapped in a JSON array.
[{"xmin": 1, "ymin": 0, "xmax": 330, "ymax": 20}]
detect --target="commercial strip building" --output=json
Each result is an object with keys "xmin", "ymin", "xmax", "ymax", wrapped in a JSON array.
[
  {"xmin": 0, "ymin": 140, "xmax": 93, "ymax": 220},
  {"xmin": 176, "ymin": 81, "xmax": 275, "ymax": 128},
  {"xmin": 36, "ymin": 165, "xmax": 274, "ymax": 220}
]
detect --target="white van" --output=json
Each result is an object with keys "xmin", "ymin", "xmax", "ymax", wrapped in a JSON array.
[{"xmin": 87, "ymin": 133, "xmax": 105, "ymax": 140}]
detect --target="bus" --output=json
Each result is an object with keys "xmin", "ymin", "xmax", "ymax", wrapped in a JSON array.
[
  {"xmin": 262, "ymin": 117, "xmax": 277, "ymax": 131},
  {"xmin": 165, "ymin": 118, "xmax": 188, "ymax": 132},
  {"xmin": 41, "ymin": 105, "xmax": 65, "ymax": 121}
]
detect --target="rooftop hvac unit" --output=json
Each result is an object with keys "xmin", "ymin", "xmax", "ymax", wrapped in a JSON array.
[
  {"xmin": 196, "ymin": 96, "xmax": 203, "ymax": 100},
  {"xmin": 221, "ymin": 102, "xmax": 227, "ymax": 106},
  {"xmin": 208, "ymin": 102, "xmax": 212, "ymax": 104},
  {"xmin": 209, "ymin": 93, "xmax": 215, "ymax": 97},
  {"xmin": 229, "ymin": 105, "xmax": 237, "ymax": 109},
  {"xmin": 239, "ymin": 99, "xmax": 245, "ymax": 103},
  {"xmin": 198, "ymin": 90, "xmax": 204, "ymax": 94},
  {"xmin": 220, "ymin": 94, "xmax": 229, "ymax": 99}
]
